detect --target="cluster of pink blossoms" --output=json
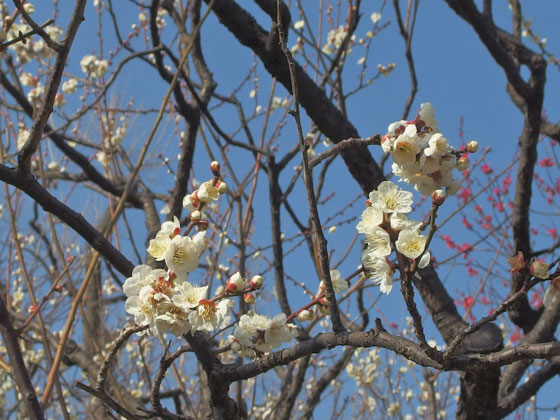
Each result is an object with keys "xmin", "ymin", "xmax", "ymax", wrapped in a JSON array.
[{"xmin": 381, "ymin": 103, "xmax": 478, "ymax": 196}]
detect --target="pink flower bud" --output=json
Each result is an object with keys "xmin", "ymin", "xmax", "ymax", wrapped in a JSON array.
[
  {"xmin": 507, "ymin": 251, "xmax": 526, "ymax": 272},
  {"xmin": 243, "ymin": 293, "xmax": 255, "ymax": 304},
  {"xmin": 431, "ymin": 189, "xmax": 446, "ymax": 205},
  {"xmin": 227, "ymin": 272, "xmax": 247, "ymax": 292},
  {"xmin": 210, "ymin": 161, "xmax": 221, "ymax": 175},
  {"xmin": 250, "ymin": 275, "xmax": 263, "ymax": 289},
  {"xmin": 466, "ymin": 140, "xmax": 478, "ymax": 153},
  {"xmin": 28, "ymin": 305, "xmax": 37, "ymax": 313}
]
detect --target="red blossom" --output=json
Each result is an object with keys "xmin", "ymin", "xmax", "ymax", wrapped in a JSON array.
[
  {"xmin": 481, "ymin": 163, "xmax": 493, "ymax": 174},
  {"xmin": 539, "ymin": 157, "xmax": 555, "ymax": 167}
]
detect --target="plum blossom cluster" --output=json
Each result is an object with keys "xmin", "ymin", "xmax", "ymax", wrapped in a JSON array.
[
  {"xmin": 231, "ymin": 312, "xmax": 298, "ymax": 355},
  {"xmin": 123, "ymin": 213, "xmax": 237, "ymax": 336},
  {"xmin": 124, "ymin": 162, "xmax": 299, "ymax": 354},
  {"xmin": 381, "ymin": 103, "xmax": 479, "ymax": 196},
  {"xmin": 321, "ymin": 26, "xmax": 356, "ymax": 55},
  {"xmin": 124, "ymin": 264, "xmax": 235, "ymax": 336},
  {"xmin": 357, "ymin": 181, "xmax": 431, "ymax": 294}
]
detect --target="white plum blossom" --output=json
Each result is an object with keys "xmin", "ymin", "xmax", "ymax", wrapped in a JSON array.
[
  {"xmin": 80, "ymin": 55, "xmax": 109, "ymax": 77},
  {"xmin": 147, "ymin": 217, "xmax": 181, "ymax": 261},
  {"xmin": 189, "ymin": 299, "xmax": 232, "ymax": 332},
  {"xmin": 382, "ymin": 103, "xmax": 473, "ymax": 196},
  {"xmin": 233, "ymin": 312, "xmax": 297, "ymax": 354},
  {"xmin": 363, "ymin": 226, "xmax": 392, "ymax": 258},
  {"xmin": 328, "ymin": 269, "xmax": 349, "ymax": 294},
  {"xmin": 369, "ymin": 181, "xmax": 413, "ymax": 214},
  {"xmin": 418, "ymin": 102, "xmax": 438, "ymax": 132},
  {"xmin": 362, "ymin": 251, "xmax": 394, "ymax": 294},
  {"xmin": 172, "ymin": 282, "xmax": 208, "ymax": 310},
  {"xmin": 356, "ymin": 206, "xmax": 383, "ymax": 234},
  {"xmin": 425, "ymin": 133, "xmax": 451, "ymax": 157},
  {"xmin": 396, "ymin": 229, "xmax": 426, "ymax": 259},
  {"xmin": 390, "ymin": 213, "xmax": 422, "ymax": 232},
  {"xmin": 164, "ymin": 233, "xmax": 206, "ymax": 278},
  {"xmin": 264, "ymin": 314, "xmax": 297, "ymax": 349},
  {"xmin": 198, "ymin": 181, "xmax": 220, "ymax": 203},
  {"xmin": 393, "ymin": 135, "xmax": 420, "ymax": 167}
]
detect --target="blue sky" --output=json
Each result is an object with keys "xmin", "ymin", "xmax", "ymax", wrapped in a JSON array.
[{"xmin": 5, "ymin": 0, "xmax": 560, "ymax": 418}]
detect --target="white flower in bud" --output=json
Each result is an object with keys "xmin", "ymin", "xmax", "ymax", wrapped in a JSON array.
[
  {"xmin": 425, "ymin": 133, "xmax": 450, "ymax": 157},
  {"xmin": 250, "ymin": 275, "xmax": 263, "ymax": 289},
  {"xmin": 466, "ymin": 140, "xmax": 478, "ymax": 153},
  {"xmin": 217, "ymin": 182, "xmax": 227, "ymax": 194},
  {"xmin": 530, "ymin": 261, "xmax": 549, "ymax": 279},
  {"xmin": 297, "ymin": 309, "xmax": 313, "ymax": 322},
  {"xmin": 387, "ymin": 120, "xmax": 407, "ymax": 136},
  {"xmin": 226, "ymin": 272, "xmax": 247, "ymax": 292},
  {"xmin": 190, "ymin": 210, "xmax": 202, "ymax": 221},
  {"xmin": 210, "ymin": 161, "xmax": 220, "ymax": 173},
  {"xmin": 432, "ymin": 189, "xmax": 446, "ymax": 205},
  {"xmin": 456, "ymin": 157, "xmax": 469, "ymax": 171},
  {"xmin": 381, "ymin": 136, "xmax": 395, "ymax": 154},
  {"xmin": 418, "ymin": 103, "xmax": 438, "ymax": 133}
]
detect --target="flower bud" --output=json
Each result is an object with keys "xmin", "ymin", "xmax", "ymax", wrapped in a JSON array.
[
  {"xmin": 54, "ymin": 285, "xmax": 63, "ymax": 293},
  {"xmin": 250, "ymin": 274, "xmax": 263, "ymax": 289},
  {"xmin": 297, "ymin": 309, "xmax": 313, "ymax": 322},
  {"xmin": 431, "ymin": 189, "xmax": 446, "ymax": 206},
  {"xmin": 507, "ymin": 251, "xmax": 526, "ymax": 272},
  {"xmin": 210, "ymin": 161, "xmax": 221, "ymax": 175},
  {"xmin": 456, "ymin": 157, "xmax": 469, "ymax": 171},
  {"xmin": 466, "ymin": 140, "xmax": 478, "ymax": 153},
  {"xmin": 28, "ymin": 305, "xmax": 37, "ymax": 313},
  {"xmin": 217, "ymin": 182, "xmax": 228, "ymax": 194},
  {"xmin": 230, "ymin": 340, "xmax": 241, "ymax": 352},
  {"xmin": 243, "ymin": 293, "xmax": 256, "ymax": 304},
  {"xmin": 530, "ymin": 260, "xmax": 549, "ymax": 279},
  {"xmin": 226, "ymin": 272, "xmax": 247, "ymax": 292},
  {"xmin": 190, "ymin": 210, "xmax": 202, "ymax": 221}
]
